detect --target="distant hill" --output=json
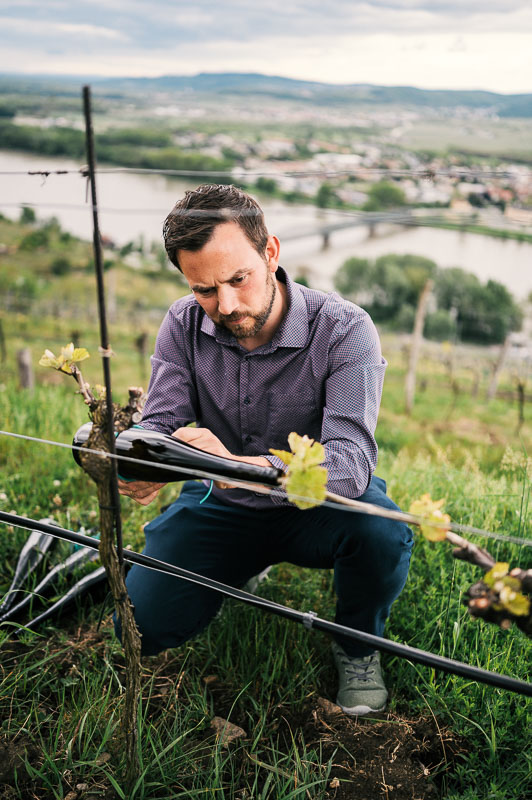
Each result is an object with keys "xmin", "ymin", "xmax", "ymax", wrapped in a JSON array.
[
  {"xmin": 1, "ymin": 72, "xmax": 531, "ymax": 117},
  {"xmin": 97, "ymin": 73, "xmax": 532, "ymax": 117}
]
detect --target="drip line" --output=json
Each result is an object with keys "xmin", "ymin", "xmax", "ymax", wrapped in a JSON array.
[{"xmin": 0, "ymin": 510, "xmax": 530, "ymax": 698}]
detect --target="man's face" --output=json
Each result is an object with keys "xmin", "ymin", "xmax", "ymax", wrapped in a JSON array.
[{"xmin": 177, "ymin": 222, "xmax": 279, "ymax": 340}]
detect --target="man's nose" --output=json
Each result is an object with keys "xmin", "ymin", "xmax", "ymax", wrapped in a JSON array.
[{"xmin": 217, "ymin": 286, "xmax": 239, "ymax": 316}]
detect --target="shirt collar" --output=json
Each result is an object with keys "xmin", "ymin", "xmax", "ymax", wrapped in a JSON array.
[{"xmin": 199, "ymin": 266, "xmax": 309, "ymax": 350}]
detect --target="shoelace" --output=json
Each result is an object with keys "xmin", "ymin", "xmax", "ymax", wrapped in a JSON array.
[{"xmin": 342, "ymin": 656, "xmax": 377, "ymax": 683}]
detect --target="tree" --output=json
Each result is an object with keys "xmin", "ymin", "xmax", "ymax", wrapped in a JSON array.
[
  {"xmin": 369, "ymin": 254, "xmax": 436, "ymax": 323},
  {"xmin": 424, "ymin": 310, "xmax": 458, "ymax": 341},
  {"xmin": 334, "ymin": 257, "xmax": 372, "ymax": 299},
  {"xmin": 50, "ymin": 256, "xmax": 71, "ymax": 276},
  {"xmin": 19, "ymin": 228, "xmax": 50, "ymax": 251},
  {"xmin": 363, "ymin": 181, "xmax": 406, "ymax": 211},
  {"xmin": 434, "ymin": 269, "xmax": 522, "ymax": 344},
  {"xmin": 255, "ymin": 177, "xmax": 278, "ymax": 194},
  {"xmin": 19, "ymin": 206, "xmax": 36, "ymax": 225},
  {"xmin": 334, "ymin": 253, "xmax": 437, "ymax": 329},
  {"xmin": 315, "ymin": 182, "xmax": 339, "ymax": 208}
]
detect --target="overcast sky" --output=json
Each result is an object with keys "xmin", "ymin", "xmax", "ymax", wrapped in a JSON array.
[{"xmin": 1, "ymin": 1, "xmax": 531, "ymax": 93}]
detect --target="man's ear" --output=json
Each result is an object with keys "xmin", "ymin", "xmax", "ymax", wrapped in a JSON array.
[{"xmin": 265, "ymin": 235, "xmax": 280, "ymax": 271}]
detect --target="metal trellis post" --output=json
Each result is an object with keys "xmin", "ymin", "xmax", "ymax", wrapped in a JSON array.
[{"xmin": 82, "ymin": 84, "xmax": 124, "ymax": 569}]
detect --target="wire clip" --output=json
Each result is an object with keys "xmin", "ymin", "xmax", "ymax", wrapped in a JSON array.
[
  {"xmin": 302, "ymin": 610, "xmax": 318, "ymax": 630},
  {"xmin": 98, "ymin": 345, "xmax": 115, "ymax": 358}
]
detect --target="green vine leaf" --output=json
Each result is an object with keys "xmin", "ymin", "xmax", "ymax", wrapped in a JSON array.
[
  {"xmin": 269, "ymin": 448, "xmax": 293, "ymax": 465},
  {"xmin": 408, "ymin": 493, "xmax": 450, "ymax": 542},
  {"xmin": 39, "ymin": 343, "xmax": 90, "ymax": 374},
  {"xmin": 483, "ymin": 562, "xmax": 510, "ymax": 588},
  {"xmin": 270, "ymin": 432, "xmax": 327, "ymax": 510},
  {"xmin": 497, "ymin": 585, "xmax": 530, "ymax": 617},
  {"xmin": 484, "ymin": 562, "xmax": 530, "ymax": 616}
]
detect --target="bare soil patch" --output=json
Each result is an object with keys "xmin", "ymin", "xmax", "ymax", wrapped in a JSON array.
[{"xmin": 203, "ymin": 676, "xmax": 466, "ymax": 800}]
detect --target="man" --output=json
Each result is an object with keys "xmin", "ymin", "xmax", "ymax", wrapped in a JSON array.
[{"xmin": 118, "ymin": 184, "xmax": 413, "ymax": 716}]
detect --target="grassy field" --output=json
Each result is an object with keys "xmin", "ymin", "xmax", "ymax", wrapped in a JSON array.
[
  {"xmin": 0, "ymin": 313, "xmax": 531, "ymax": 799},
  {"xmin": 397, "ymin": 118, "xmax": 532, "ymax": 163}
]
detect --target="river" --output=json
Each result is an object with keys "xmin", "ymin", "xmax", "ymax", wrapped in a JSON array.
[{"xmin": 1, "ymin": 150, "xmax": 531, "ymax": 299}]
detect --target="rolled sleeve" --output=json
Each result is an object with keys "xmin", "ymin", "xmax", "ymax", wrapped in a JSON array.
[
  {"xmin": 321, "ymin": 313, "xmax": 386, "ymax": 499},
  {"xmin": 141, "ymin": 309, "xmax": 198, "ymax": 434}
]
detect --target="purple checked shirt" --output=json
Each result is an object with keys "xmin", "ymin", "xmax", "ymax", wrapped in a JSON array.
[{"xmin": 141, "ymin": 267, "xmax": 386, "ymax": 509}]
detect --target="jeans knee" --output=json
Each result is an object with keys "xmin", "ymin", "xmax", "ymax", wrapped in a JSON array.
[
  {"xmin": 113, "ymin": 610, "xmax": 187, "ymax": 657},
  {"xmin": 113, "ymin": 592, "xmax": 222, "ymax": 657},
  {"xmin": 337, "ymin": 517, "xmax": 412, "ymax": 573},
  {"xmin": 368, "ymin": 519, "xmax": 412, "ymax": 567}
]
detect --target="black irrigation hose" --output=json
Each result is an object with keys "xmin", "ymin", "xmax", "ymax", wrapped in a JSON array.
[{"xmin": 1, "ymin": 511, "xmax": 531, "ymax": 698}]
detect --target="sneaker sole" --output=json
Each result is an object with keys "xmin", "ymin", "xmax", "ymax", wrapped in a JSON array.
[{"xmin": 338, "ymin": 702, "xmax": 386, "ymax": 716}]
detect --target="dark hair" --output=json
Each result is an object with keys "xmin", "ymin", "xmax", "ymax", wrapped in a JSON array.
[{"xmin": 163, "ymin": 184, "xmax": 269, "ymax": 272}]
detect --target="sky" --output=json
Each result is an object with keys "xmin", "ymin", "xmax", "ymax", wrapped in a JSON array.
[{"xmin": 1, "ymin": 1, "xmax": 531, "ymax": 93}]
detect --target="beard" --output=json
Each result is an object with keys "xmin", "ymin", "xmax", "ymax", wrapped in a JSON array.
[{"xmin": 216, "ymin": 269, "xmax": 277, "ymax": 339}]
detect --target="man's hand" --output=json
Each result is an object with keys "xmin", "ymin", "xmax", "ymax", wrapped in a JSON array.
[
  {"xmin": 174, "ymin": 427, "xmax": 236, "ymax": 488},
  {"xmin": 118, "ymin": 478, "xmax": 166, "ymax": 506},
  {"xmin": 119, "ymin": 427, "xmax": 273, "ymax": 499},
  {"xmin": 174, "ymin": 427, "xmax": 233, "ymax": 459},
  {"xmin": 174, "ymin": 427, "xmax": 271, "ymax": 489}
]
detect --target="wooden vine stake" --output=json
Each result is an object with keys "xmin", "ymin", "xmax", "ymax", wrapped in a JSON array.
[
  {"xmin": 39, "ymin": 346, "xmax": 144, "ymax": 787},
  {"xmin": 80, "ymin": 84, "xmax": 142, "ymax": 788},
  {"xmin": 405, "ymin": 279, "xmax": 433, "ymax": 415}
]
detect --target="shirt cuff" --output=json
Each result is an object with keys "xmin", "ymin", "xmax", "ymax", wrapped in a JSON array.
[
  {"xmin": 261, "ymin": 455, "xmax": 290, "ymax": 505},
  {"xmin": 263, "ymin": 454, "xmax": 289, "ymax": 473}
]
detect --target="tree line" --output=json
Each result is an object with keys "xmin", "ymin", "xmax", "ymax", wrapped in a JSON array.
[
  {"xmin": 0, "ymin": 121, "xmax": 233, "ymax": 175},
  {"xmin": 334, "ymin": 253, "xmax": 523, "ymax": 345}
]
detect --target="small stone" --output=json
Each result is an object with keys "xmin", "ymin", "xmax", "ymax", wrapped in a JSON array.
[
  {"xmin": 211, "ymin": 716, "xmax": 246, "ymax": 748},
  {"xmin": 76, "ymin": 784, "xmax": 89, "ymax": 791},
  {"xmin": 95, "ymin": 752, "xmax": 111, "ymax": 765},
  {"xmin": 329, "ymin": 777, "xmax": 340, "ymax": 788},
  {"xmin": 64, "ymin": 793, "xmax": 78, "ymax": 800},
  {"xmin": 203, "ymin": 675, "xmax": 219, "ymax": 686},
  {"xmin": 316, "ymin": 696, "xmax": 342, "ymax": 715}
]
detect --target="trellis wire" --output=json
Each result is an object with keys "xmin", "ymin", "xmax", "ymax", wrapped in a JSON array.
[
  {"xmin": 1, "ymin": 428, "xmax": 531, "ymax": 548},
  {"xmin": 0, "ymin": 166, "xmax": 521, "ymax": 180}
]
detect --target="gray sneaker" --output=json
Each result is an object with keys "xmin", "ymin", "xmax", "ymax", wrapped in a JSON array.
[
  {"xmin": 241, "ymin": 566, "xmax": 272, "ymax": 594},
  {"xmin": 332, "ymin": 642, "xmax": 388, "ymax": 716},
  {"xmin": 216, "ymin": 566, "xmax": 272, "ymax": 619}
]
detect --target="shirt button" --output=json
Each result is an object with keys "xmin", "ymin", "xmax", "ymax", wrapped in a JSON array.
[
  {"xmin": 245, "ymin": 435, "xmax": 252, "ymax": 443},
  {"xmin": 243, "ymin": 396, "xmax": 250, "ymax": 404}
]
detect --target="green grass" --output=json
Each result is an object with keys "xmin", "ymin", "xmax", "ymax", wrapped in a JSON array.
[
  {"xmin": 422, "ymin": 220, "xmax": 532, "ymax": 244},
  {"xmin": 0, "ymin": 327, "xmax": 531, "ymax": 799},
  {"xmin": 398, "ymin": 118, "xmax": 532, "ymax": 163}
]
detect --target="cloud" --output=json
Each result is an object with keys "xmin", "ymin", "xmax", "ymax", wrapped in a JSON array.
[
  {"xmin": 0, "ymin": 1, "xmax": 531, "ymax": 91},
  {"xmin": 3, "ymin": 1, "xmax": 532, "ymax": 49},
  {"xmin": 448, "ymin": 36, "xmax": 467, "ymax": 52},
  {"xmin": 0, "ymin": 17, "xmax": 128, "ymax": 41}
]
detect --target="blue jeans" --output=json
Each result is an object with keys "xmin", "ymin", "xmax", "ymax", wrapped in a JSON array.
[{"xmin": 117, "ymin": 477, "xmax": 413, "ymax": 657}]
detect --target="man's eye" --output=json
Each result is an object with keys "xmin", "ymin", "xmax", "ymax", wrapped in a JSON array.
[
  {"xmin": 231, "ymin": 276, "xmax": 246, "ymax": 285},
  {"xmin": 195, "ymin": 288, "xmax": 214, "ymax": 296}
]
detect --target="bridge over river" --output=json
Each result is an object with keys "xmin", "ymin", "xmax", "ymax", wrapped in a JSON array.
[{"xmin": 281, "ymin": 209, "xmax": 499, "ymax": 249}]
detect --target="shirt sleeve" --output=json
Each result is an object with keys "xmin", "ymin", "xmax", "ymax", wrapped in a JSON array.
[
  {"xmin": 321, "ymin": 310, "xmax": 385, "ymax": 499},
  {"xmin": 140, "ymin": 308, "xmax": 198, "ymax": 435},
  {"xmin": 266, "ymin": 308, "xmax": 385, "ymax": 507}
]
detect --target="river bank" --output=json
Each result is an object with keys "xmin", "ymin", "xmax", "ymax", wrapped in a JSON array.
[{"xmin": 2, "ymin": 150, "xmax": 532, "ymax": 299}]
